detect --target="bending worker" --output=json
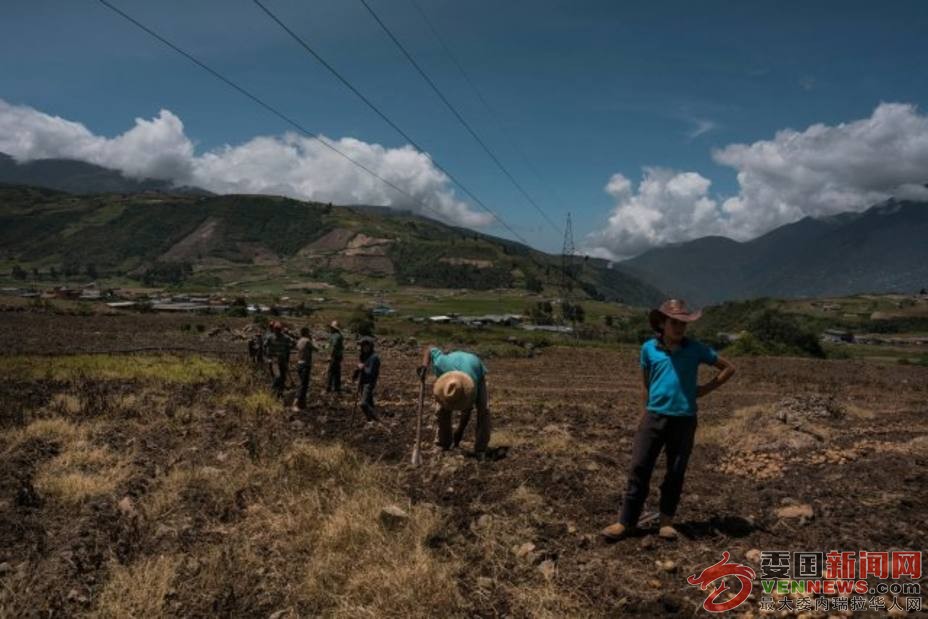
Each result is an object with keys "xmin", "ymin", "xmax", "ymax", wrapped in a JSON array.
[{"xmin": 418, "ymin": 345, "xmax": 491, "ymax": 459}]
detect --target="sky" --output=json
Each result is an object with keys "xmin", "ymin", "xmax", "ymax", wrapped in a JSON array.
[{"xmin": 2, "ymin": 0, "xmax": 928, "ymax": 257}]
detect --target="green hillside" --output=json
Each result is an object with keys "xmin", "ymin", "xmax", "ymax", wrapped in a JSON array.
[{"xmin": 0, "ymin": 184, "xmax": 663, "ymax": 305}]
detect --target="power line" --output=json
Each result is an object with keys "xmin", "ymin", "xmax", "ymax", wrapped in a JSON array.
[
  {"xmin": 94, "ymin": 0, "xmax": 530, "ymax": 245},
  {"xmin": 95, "ymin": 1, "xmax": 597, "ymax": 299},
  {"xmin": 409, "ymin": 0, "xmax": 575, "ymax": 224},
  {"xmin": 250, "ymin": 0, "xmax": 530, "ymax": 245},
  {"xmin": 358, "ymin": 0, "xmax": 563, "ymax": 237}
]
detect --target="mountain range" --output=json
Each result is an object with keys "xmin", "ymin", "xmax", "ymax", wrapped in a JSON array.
[
  {"xmin": 1, "ymin": 152, "xmax": 925, "ymax": 305},
  {"xmin": 0, "ymin": 182, "xmax": 661, "ymax": 306},
  {"xmin": 617, "ymin": 199, "xmax": 928, "ymax": 305},
  {"xmin": 0, "ymin": 152, "xmax": 209, "ymax": 196}
]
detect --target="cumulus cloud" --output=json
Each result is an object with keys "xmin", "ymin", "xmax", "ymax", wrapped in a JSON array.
[
  {"xmin": 587, "ymin": 103, "xmax": 928, "ymax": 260},
  {"xmin": 586, "ymin": 168, "xmax": 721, "ymax": 259},
  {"xmin": 0, "ymin": 99, "xmax": 491, "ymax": 227},
  {"xmin": 713, "ymin": 102, "xmax": 928, "ymax": 239},
  {"xmin": 0, "ymin": 100, "xmax": 195, "ymax": 180}
]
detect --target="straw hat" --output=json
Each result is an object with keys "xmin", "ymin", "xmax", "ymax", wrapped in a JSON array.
[
  {"xmin": 433, "ymin": 371, "xmax": 476, "ymax": 411},
  {"xmin": 648, "ymin": 298, "xmax": 702, "ymax": 332}
]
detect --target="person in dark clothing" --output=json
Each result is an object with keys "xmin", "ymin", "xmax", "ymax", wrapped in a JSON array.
[
  {"xmin": 292, "ymin": 326, "xmax": 315, "ymax": 412},
  {"xmin": 263, "ymin": 321, "xmax": 293, "ymax": 400},
  {"xmin": 354, "ymin": 336, "xmax": 380, "ymax": 421},
  {"xmin": 247, "ymin": 333, "xmax": 263, "ymax": 364},
  {"xmin": 601, "ymin": 299, "xmax": 735, "ymax": 542},
  {"xmin": 326, "ymin": 321, "xmax": 344, "ymax": 394}
]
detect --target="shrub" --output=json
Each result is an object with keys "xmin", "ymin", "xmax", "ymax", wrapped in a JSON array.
[
  {"xmin": 747, "ymin": 309, "xmax": 825, "ymax": 358},
  {"xmin": 141, "ymin": 261, "xmax": 192, "ymax": 285},
  {"xmin": 348, "ymin": 305, "xmax": 375, "ymax": 336},
  {"xmin": 724, "ymin": 332, "xmax": 769, "ymax": 356},
  {"xmin": 225, "ymin": 305, "xmax": 248, "ymax": 317},
  {"xmin": 524, "ymin": 274, "xmax": 544, "ymax": 293}
]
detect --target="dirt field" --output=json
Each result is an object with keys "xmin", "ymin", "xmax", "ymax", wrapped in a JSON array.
[{"xmin": 1, "ymin": 312, "xmax": 926, "ymax": 617}]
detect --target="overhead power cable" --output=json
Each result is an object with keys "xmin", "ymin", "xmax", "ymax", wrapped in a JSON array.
[
  {"xmin": 96, "ymin": 0, "xmax": 597, "ymax": 299},
  {"xmin": 253, "ymin": 1, "xmax": 598, "ymax": 294},
  {"xmin": 250, "ymin": 0, "xmax": 529, "ymax": 244},
  {"xmin": 409, "ymin": 0, "xmax": 575, "ymax": 224},
  {"xmin": 358, "ymin": 0, "xmax": 563, "ymax": 237},
  {"xmin": 94, "ymin": 0, "xmax": 529, "ymax": 245}
]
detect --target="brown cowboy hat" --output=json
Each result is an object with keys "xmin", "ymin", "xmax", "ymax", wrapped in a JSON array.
[
  {"xmin": 433, "ymin": 371, "xmax": 476, "ymax": 411},
  {"xmin": 648, "ymin": 299, "xmax": 703, "ymax": 332}
]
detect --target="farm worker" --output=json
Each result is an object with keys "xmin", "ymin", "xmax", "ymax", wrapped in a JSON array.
[
  {"xmin": 292, "ymin": 326, "xmax": 316, "ymax": 412},
  {"xmin": 353, "ymin": 336, "xmax": 381, "ymax": 421},
  {"xmin": 263, "ymin": 320, "xmax": 293, "ymax": 399},
  {"xmin": 247, "ymin": 333, "xmax": 264, "ymax": 364},
  {"xmin": 326, "ymin": 320, "xmax": 344, "ymax": 393},
  {"xmin": 601, "ymin": 299, "xmax": 736, "ymax": 541},
  {"xmin": 418, "ymin": 345, "xmax": 491, "ymax": 460}
]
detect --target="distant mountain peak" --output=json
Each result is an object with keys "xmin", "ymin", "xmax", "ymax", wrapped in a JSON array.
[
  {"xmin": 618, "ymin": 198, "xmax": 928, "ymax": 304},
  {"xmin": 0, "ymin": 151, "xmax": 210, "ymax": 196}
]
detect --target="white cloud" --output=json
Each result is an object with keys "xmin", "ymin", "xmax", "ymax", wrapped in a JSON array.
[
  {"xmin": 0, "ymin": 99, "xmax": 491, "ymax": 227},
  {"xmin": 0, "ymin": 100, "xmax": 194, "ymax": 180},
  {"xmin": 713, "ymin": 102, "xmax": 928, "ymax": 239},
  {"xmin": 587, "ymin": 103, "xmax": 928, "ymax": 259},
  {"xmin": 585, "ymin": 168, "xmax": 721, "ymax": 260},
  {"xmin": 686, "ymin": 118, "xmax": 717, "ymax": 139}
]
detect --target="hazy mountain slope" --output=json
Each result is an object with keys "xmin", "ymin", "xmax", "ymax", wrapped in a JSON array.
[
  {"xmin": 0, "ymin": 152, "xmax": 209, "ymax": 195},
  {"xmin": 618, "ymin": 200, "xmax": 928, "ymax": 305},
  {"xmin": 0, "ymin": 184, "xmax": 664, "ymax": 305}
]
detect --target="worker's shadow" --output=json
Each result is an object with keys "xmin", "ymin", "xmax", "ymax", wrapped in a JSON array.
[
  {"xmin": 676, "ymin": 515, "xmax": 758, "ymax": 540},
  {"xmin": 465, "ymin": 446, "xmax": 510, "ymax": 461}
]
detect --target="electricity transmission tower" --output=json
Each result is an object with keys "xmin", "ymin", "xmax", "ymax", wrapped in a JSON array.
[{"xmin": 560, "ymin": 212, "xmax": 576, "ymax": 296}]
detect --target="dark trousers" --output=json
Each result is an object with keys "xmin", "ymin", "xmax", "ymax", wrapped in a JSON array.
[
  {"xmin": 296, "ymin": 362, "xmax": 310, "ymax": 409},
  {"xmin": 359, "ymin": 383, "xmax": 378, "ymax": 421},
  {"xmin": 619, "ymin": 412, "xmax": 697, "ymax": 526},
  {"xmin": 326, "ymin": 358, "xmax": 342, "ymax": 393},
  {"xmin": 436, "ymin": 378, "xmax": 490, "ymax": 453},
  {"xmin": 271, "ymin": 359, "xmax": 288, "ymax": 399}
]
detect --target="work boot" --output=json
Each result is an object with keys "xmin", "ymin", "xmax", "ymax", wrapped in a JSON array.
[
  {"xmin": 600, "ymin": 522, "xmax": 632, "ymax": 541},
  {"xmin": 658, "ymin": 516, "xmax": 679, "ymax": 540}
]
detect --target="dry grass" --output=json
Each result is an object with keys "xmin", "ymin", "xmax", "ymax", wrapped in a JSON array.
[
  {"xmin": 11, "ymin": 417, "xmax": 86, "ymax": 444},
  {"xmin": 234, "ymin": 390, "xmax": 281, "ymax": 417},
  {"xmin": 507, "ymin": 484, "xmax": 545, "ymax": 512},
  {"xmin": 0, "ymin": 354, "xmax": 229, "ymax": 382},
  {"xmin": 93, "ymin": 555, "xmax": 179, "ymax": 618},
  {"xmin": 149, "ymin": 441, "xmax": 464, "ymax": 616},
  {"xmin": 34, "ymin": 440, "xmax": 131, "ymax": 503},
  {"xmin": 504, "ymin": 581, "xmax": 588, "ymax": 618},
  {"xmin": 493, "ymin": 423, "xmax": 588, "ymax": 455},
  {"xmin": 49, "ymin": 392, "xmax": 82, "ymax": 416},
  {"xmin": 301, "ymin": 491, "xmax": 459, "ymax": 617}
]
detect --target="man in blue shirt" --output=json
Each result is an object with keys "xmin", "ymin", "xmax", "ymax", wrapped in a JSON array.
[
  {"xmin": 418, "ymin": 345, "xmax": 491, "ymax": 459},
  {"xmin": 602, "ymin": 299, "xmax": 735, "ymax": 541}
]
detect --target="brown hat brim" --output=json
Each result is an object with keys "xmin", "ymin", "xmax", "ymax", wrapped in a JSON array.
[{"xmin": 648, "ymin": 308, "xmax": 703, "ymax": 332}]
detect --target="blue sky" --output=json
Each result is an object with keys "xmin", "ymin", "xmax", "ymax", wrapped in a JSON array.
[{"xmin": 2, "ymin": 1, "xmax": 928, "ymax": 255}]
